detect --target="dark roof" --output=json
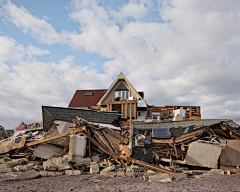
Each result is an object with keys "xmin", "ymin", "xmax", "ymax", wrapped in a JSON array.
[
  {"xmin": 69, "ymin": 89, "xmax": 107, "ymax": 107},
  {"xmin": 133, "ymin": 119, "xmax": 240, "ymax": 138},
  {"xmin": 115, "ymin": 82, "xmax": 128, "ymax": 91}
]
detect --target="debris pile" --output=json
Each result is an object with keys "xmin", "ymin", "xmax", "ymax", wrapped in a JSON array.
[{"xmin": 0, "ymin": 117, "xmax": 240, "ymax": 183}]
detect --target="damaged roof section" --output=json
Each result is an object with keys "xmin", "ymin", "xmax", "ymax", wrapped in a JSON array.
[
  {"xmin": 69, "ymin": 89, "xmax": 107, "ymax": 108},
  {"xmin": 133, "ymin": 119, "xmax": 240, "ymax": 138},
  {"xmin": 42, "ymin": 106, "xmax": 119, "ymax": 132}
]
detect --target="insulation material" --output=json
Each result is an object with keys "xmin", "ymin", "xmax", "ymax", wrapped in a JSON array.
[
  {"xmin": 184, "ymin": 141, "xmax": 224, "ymax": 168},
  {"xmin": 172, "ymin": 109, "xmax": 186, "ymax": 121}
]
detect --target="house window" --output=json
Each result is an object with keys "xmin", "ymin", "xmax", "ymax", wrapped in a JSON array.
[
  {"xmin": 115, "ymin": 91, "xmax": 129, "ymax": 99},
  {"xmin": 152, "ymin": 112, "xmax": 161, "ymax": 120},
  {"xmin": 115, "ymin": 81, "xmax": 129, "ymax": 99}
]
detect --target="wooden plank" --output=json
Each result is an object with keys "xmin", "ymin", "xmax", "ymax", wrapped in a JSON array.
[
  {"xmin": 107, "ymin": 100, "xmax": 137, "ymax": 104},
  {"xmin": 0, "ymin": 136, "xmax": 26, "ymax": 154},
  {"xmin": 152, "ymin": 138, "xmax": 173, "ymax": 144},
  {"xmin": 26, "ymin": 127, "xmax": 85, "ymax": 147}
]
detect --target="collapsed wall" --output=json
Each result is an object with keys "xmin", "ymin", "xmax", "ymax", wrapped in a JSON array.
[{"xmin": 42, "ymin": 106, "xmax": 119, "ymax": 131}]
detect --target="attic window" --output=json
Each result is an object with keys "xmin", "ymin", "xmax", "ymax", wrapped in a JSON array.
[
  {"xmin": 115, "ymin": 82, "xmax": 129, "ymax": 99},
  {"xmin": 85, "ymin": 92, "xmax": 93, "ymax": 96}
]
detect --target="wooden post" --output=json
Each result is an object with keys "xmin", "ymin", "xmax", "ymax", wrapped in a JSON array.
[
  {"xmin": 125, "ymin": 103, "xmax": 128, "ymax": 119},
  {"xmin": 121, "ymin": 103, "xmax": 123, "ymax": 118},
  {"xmin": 134, "ymin": 101, "xmax": 137, "ymax": 119}
]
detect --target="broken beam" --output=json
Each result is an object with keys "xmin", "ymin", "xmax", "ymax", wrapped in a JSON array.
[{"xmin": 26, "ymin": 127, "xmax": 85, "ymax": 147}]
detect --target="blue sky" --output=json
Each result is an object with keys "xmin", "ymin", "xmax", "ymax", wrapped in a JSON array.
[{"xmin": 0, "ymin": 0, "xmax": 240, "ymax": 128}]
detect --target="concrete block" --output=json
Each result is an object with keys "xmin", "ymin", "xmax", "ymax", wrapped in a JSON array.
[
  {"xmin": 0, "ymin": 167, "xmax": 13, "ymax": 173},
  {"xmin": 43, "ymin": 159, "xmax": 58, "ymax": 171},
  {"xmin": 170, "ymin": 173, "xmax": 188, "ymax": 179},
  {"xmin": 116, "ymin": 171, "xmax": 125, "ymax": 177},
  {"xmin": 16, "ymin": 170, "xmax": 41, "ymax": 180},
  {"xmin": 65, "ymin": 170, "xmax": 82, "ymax": 175},
  {"xmin": 149, "ymin": 173, "xmax": 172, "ymax": 183},
  {"xmin": 125, "ymin": 172, "xmax": 132, "ymax": 178},
  {"xmin": 210, "ymin": 169, "xmax": 225, "ymax": 175},
  {"xmin": 53, "ymin": 157, "xmax": 71, "ymax": 171},
  {"xmin": 0, "ymin": 164, "xmax": 11, "ymax": 169},
  {"xmin": 100, "ymin": 171, "xmax": 116, "ymax": 177},
  {"xmin": 90, "ymin": 163, "xmax": 99, "ymax": 174},
  {"xmin": 101, "ymin": 166, "xmax": 115, "ymax": 172},
  {"xmin": 14, "ymin": 163, "xmax": 34, "ymax": 172},
  {"xmin": 81, "ymin": 158, "xmax": 91, "ymax": 165}
]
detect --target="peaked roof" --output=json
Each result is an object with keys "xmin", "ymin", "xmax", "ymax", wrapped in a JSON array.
[
  {"xmin": 69, "ymin": 89, "xmax": 107, "ymax": 107},
  {"xmin": 97, "ymin": 72, "xmax": 143, "ymax": 106}
]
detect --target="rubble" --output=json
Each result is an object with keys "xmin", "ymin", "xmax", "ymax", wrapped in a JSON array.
[{"xmin": 0, "ymin": 117, "xmax": 239, "ymax": 183}]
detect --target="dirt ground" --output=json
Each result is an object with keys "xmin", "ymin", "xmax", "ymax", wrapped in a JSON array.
[{"xmin": 1, "ymin": 174, "xmax": 240, "ymax": 192}]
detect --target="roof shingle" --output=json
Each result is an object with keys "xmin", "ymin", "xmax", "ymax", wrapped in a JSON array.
[{"xmin": 68, "ymin": 89, "xmax": 107, "ymax": 107}]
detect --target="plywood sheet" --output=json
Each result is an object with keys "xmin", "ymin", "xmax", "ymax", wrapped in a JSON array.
[{"xmin": 184, "ymin": 141, "xmax": 223, "ymax": 168}]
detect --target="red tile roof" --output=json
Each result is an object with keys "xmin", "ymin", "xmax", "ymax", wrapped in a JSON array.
[{"xmin": 69, "ymin": 89, "xmax": 107, "ymax": 107}]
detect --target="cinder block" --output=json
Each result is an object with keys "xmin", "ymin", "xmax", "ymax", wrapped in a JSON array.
[
  {"xmin": 169, "ymin": 173, "xmax": 188, "ymax": 179},
  {"xmin": 116, "ymin": 171, "xmax": 125, "ymax": 177},
  {"xmin": 0, "ymin": 167, "xmax": 13, "ymax": 173},
  {"xmin": 90, "ymin": 163, "xmax": 99, "ymax": 174},
  {"xmin": 100, "ymin": 171, "xmax": 117, "ymax": 177},
  {"xmin": 65, "ymin": 170, "xmax": 82, "ymax": 175},
  {"xmin": 149, "ymin": 173, "xmax": 172, "ymax": 183},
  {"xmin": 0, "ymin": 164, "xmax": 11, "ymax": 169}
]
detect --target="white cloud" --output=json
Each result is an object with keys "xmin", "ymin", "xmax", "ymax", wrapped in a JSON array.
[
  {"xmin": 0, "ymin": 35, "xmax": 111, "ymax": 128},
  {"xmin": 1, "ymin": 0, "xmax": 240, "ymax": 128},
  {"xmin": 1, "ymin": 1, "xmax": 63, "ymax": 45}
]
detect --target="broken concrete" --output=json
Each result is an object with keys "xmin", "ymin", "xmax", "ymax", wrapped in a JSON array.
[
  {"xmin": 0, "ymin": 164, "xmax": 13, "ymax": 173},
  {"xmin": 90, "ymin": 163, "xmax": 99, "ymax": 174},
  {"xmin": 16, "ymin": 170, "xmax": 41, "ymax": 180},
  {"xmin": 184, "ymin": 141, "xmax": 224, "ymax": 168},
  {"xmin": 14, "ymin": 163, "xmax": 33, "ymax": 172},
  {"xmin": 65, "ymin": 170, "xmax": 82, "ymax": 175},
  {"xmin": 148, "ymin": 173, "xmax": 172, "ymax": 183},
  {"xmin": 40, "ymin": 171, "xmax": 64, "ymax": 177}
]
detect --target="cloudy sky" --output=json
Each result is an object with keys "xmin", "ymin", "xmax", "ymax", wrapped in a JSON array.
[{"xmin": 0, "ymin": 0, "xmax": 240, "ymax": 129}]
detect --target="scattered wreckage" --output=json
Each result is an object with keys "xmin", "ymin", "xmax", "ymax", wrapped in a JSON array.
[{"xmin": 0, "ymin": 117, "xmax": 240, "ymax": 183}]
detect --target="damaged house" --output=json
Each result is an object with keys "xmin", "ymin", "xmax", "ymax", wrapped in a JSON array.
[
  {"xmin": 1, "ymin": 72, "xmax": 239, "ymax": 183},
  {"xmin": 69, "ymin": 72, "xmax": 201, "ymax": 121}
]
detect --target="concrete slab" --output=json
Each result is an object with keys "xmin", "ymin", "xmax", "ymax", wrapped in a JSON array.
[{"xmin": 184, "ymin": 141, "xmax": 224, "ymax": 168}]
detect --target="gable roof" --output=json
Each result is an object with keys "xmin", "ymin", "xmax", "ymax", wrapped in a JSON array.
[
  {"xmin": 97, "ymin": 72, "xmax": 142, "ymax": 106},
  {"xmin": 69, "ymin": 89, "xmax": 107, "ymax": 107}
]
